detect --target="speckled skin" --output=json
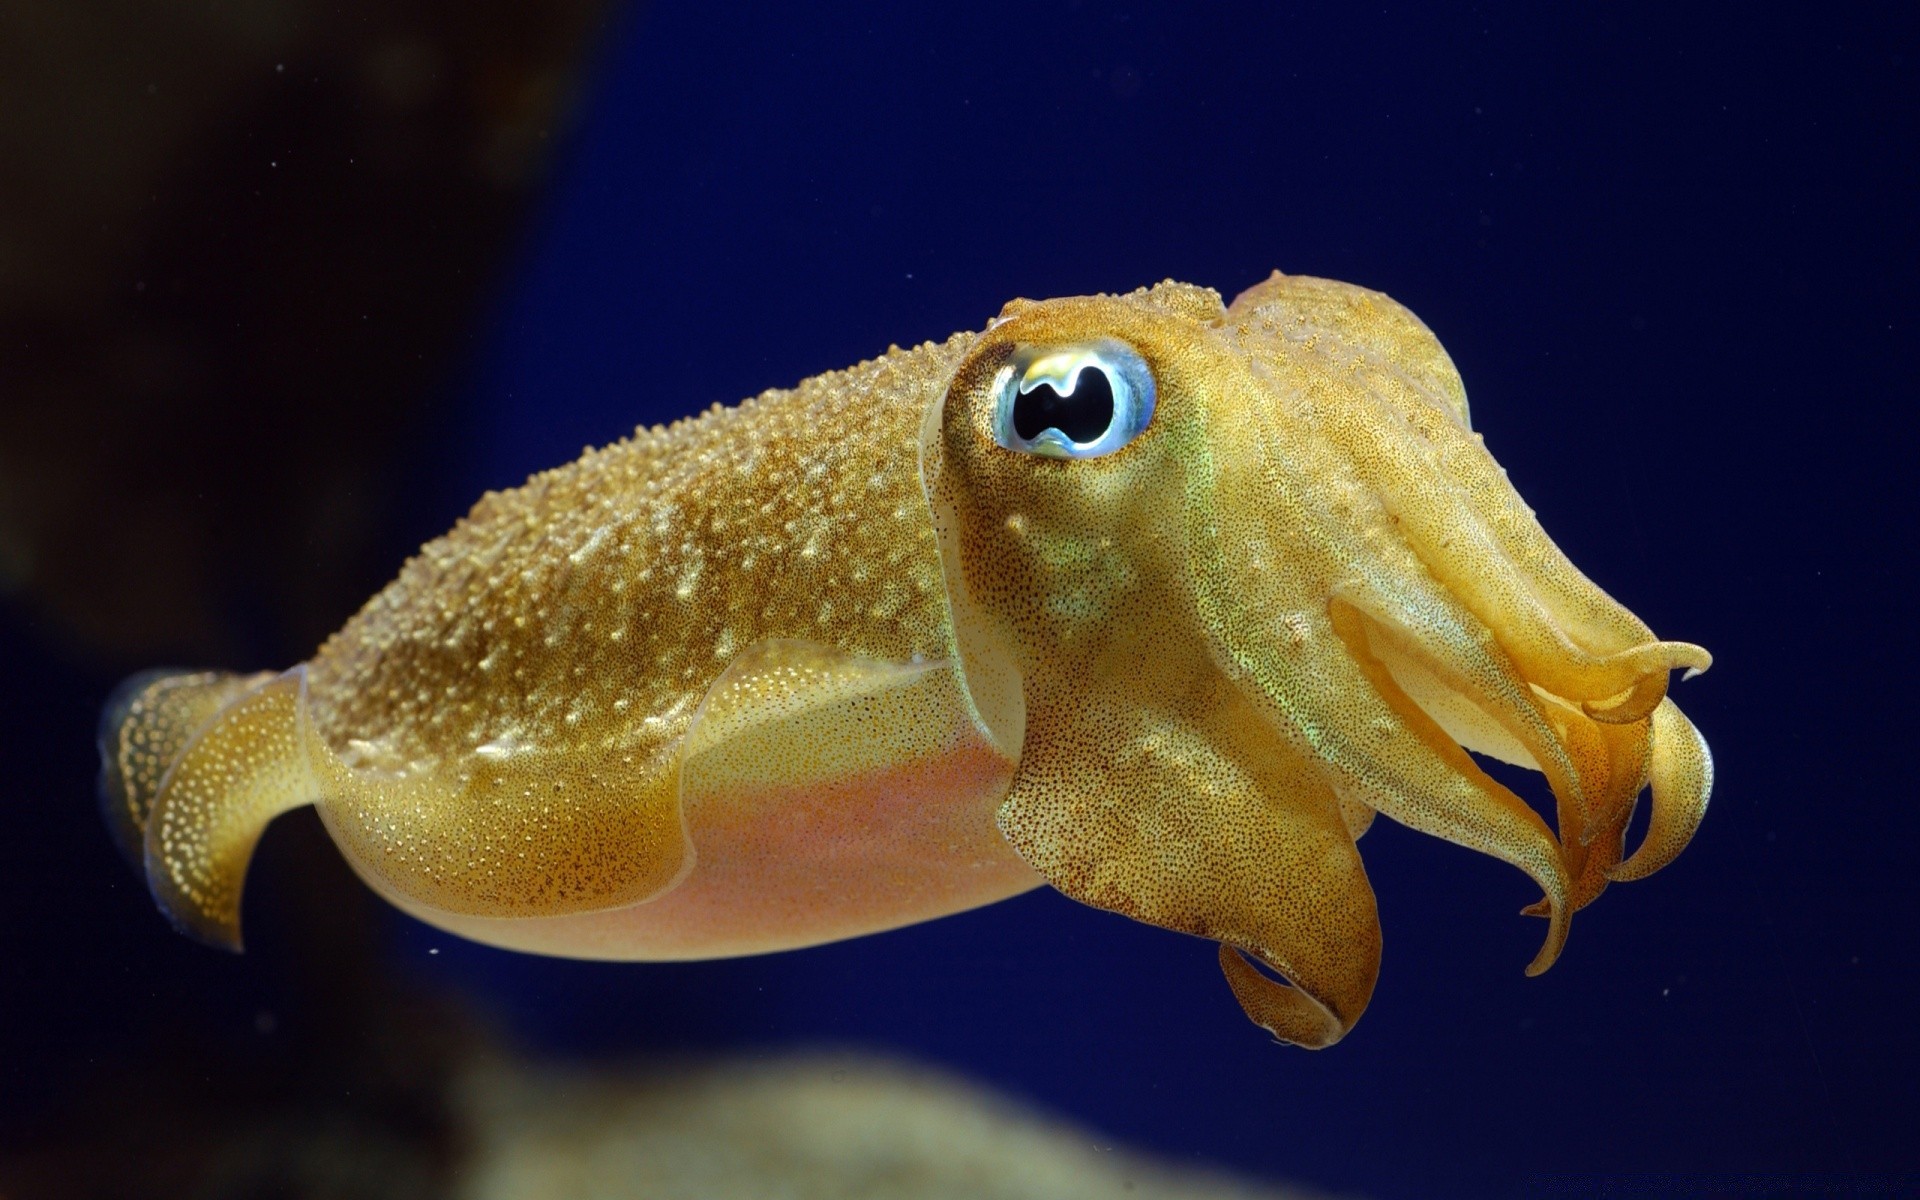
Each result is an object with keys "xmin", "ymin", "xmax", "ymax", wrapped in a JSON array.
[
  {"xmin": 104, "ymin": 274, "xmax": 1713, "ymax": 1048},
  {"xmin": 306, "ymin": 335, "xmax": 969, "ymax": 746},
  {"xmin": 299, "ymin": 332, "xmax": 986, "ymax": 927}
]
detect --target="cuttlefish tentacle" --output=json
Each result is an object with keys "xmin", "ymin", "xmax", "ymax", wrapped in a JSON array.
[
  {"xmin": 1216, "ymin": 280, "xmax": 1705, "ymax": 928},
  {"xmin": 1176, "ymin": 337, "xmax": 1579, "ymax": 972},
  {"xmin": 1609, "ymin": 697, "xmax": 1712, "ymax": 882},
  {"xmin": 1224, "ymin": 274, "xmax": 1709, "ymax": 727},
  {"xmin": 1322, "ymin": 600, "xmax": 1572, "ymax": 974},
  {"xmin": 1226, "ymin": 272, "xmax": 1683, "ymax": 663},
  {"xmin": 1523, "ymin": 698, "xmax": 1706, "ymax": 915},
  {"xmin": 1520, "ymin": 702, "xmax": 1651, "ymax": 915},
  {"xmin": 1334, "ymin": 576, "xmax": 1589, "ymax": 830},
  {"xmin": 993, "ymin": 684, "xmax": 1381, "ymax": 1051},
  {"xmin": 1309, "ymin": 344, "xmax": 1704, "ymax": 717},
  {"xmin": 1198, "ymin": 588, "xmax": 1574, "ymax": 975},
  {"xmin": 1560, "ymin": 701, "xmax": 1654, "ymax": 849}
]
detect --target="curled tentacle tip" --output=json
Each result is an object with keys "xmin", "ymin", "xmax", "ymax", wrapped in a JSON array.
[
  {"xmin": 1605, "ymin": 698, "xmax": 1712, "ymax": 884},
  {"xmin": 1682, "ymin": 665, "xmax": 1707, "ymax": 682},
  {"xmin": 1606, "ymin": 639, "xmax": 1712, "ymax": 679},
  {"xmin": 1668, "ymin": 642, "xmax": 1712, "ymax": 672},
  {"xmin": 1579, "ymin": 641, "xmax": 1710, "ymax": 724},
  {"xmin": 1521, "ymin": 904, "xmax": 1570, "ymax": 976},
  {"xmin": 1581, "ymin": 686, "xmax": 1661, "ymax": 725},
  {"xmin": 1216, "ymin": 944, "xmax": 1351, "ymax": 1050}
]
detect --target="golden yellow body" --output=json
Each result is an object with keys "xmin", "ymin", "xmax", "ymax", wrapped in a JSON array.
[{"xmin": 101, "ymin": 273, "xmax": 1711, "ymax": 1048}]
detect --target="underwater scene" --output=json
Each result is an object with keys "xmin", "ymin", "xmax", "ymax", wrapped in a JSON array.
[{"xmin": 1, "ymin": 3, "xmax": 1913, "ymax": 1198}]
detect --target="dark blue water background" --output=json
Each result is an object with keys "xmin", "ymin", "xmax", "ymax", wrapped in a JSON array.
[{"xmin": 9, "ymin": 5, "xmax": 1914, "ymax": 1198}]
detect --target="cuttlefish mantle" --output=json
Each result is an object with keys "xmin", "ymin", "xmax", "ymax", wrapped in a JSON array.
[{"xmin": 101, "ymin": 272, "xmax": 1712, "ymax": 1048}]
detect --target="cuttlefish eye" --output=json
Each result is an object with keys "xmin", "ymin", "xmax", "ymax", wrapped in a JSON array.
[{"xmin": 991, "ymin": 340, "xmax": 1155, "ymax": 459}]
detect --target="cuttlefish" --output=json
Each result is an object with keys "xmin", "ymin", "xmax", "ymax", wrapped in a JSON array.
[{"xmin": 100, "ymin": 273, "xmax": 1712, "ymax": 1048}]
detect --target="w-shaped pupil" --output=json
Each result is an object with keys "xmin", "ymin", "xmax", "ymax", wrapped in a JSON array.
[{"xmin": 1012, "ymin": 368, "xmax": 1115, "ymax": 443}]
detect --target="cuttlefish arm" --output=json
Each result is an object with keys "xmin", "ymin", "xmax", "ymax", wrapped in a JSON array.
[
  {"xmin": 101, "ymin": 274, "xmax": 1711, "ymax": 1049},
  {"xmin": 923, "ymin": 276, "xmax": 1710, "ymax": 1046}
]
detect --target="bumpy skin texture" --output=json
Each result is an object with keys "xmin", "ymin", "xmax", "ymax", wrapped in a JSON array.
[{"xmin": 102, "ymin": 273, "xmax": 1712, "ymax": 1048}]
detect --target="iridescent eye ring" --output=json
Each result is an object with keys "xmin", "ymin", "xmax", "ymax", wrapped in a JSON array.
[{"xmin": 991, "ymin": 340, "xmax": 1155, "ymax": 459}]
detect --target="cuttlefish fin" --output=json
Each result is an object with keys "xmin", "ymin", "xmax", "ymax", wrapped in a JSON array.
[
  {"xmin": 99, "ymin": 667, "xmax": 278, "ymax": 870},
  {"xmin": 370, "ymin": 638, "xmax": 1032, "ymax": 961},
  {"xmin": 112, "ymin": 659, "xmax": 699, "ymax": 950},
  {"xmin": 127, "ymin": 669, "xmax": 317, "ymax": 950},
  {"xmin": 311, "ymin": 701, "xmax": 691, "ymax": 927},
  {"xmin": 998, "ymin": 684, "xmax": 1380, "ymax": 1049}
]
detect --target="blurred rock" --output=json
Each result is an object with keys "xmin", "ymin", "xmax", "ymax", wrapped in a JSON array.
[
  {"xmin": 0, "ymin": 0, "xmax": 615, "ymax": 666},
  {"xmin": 5, "ymin": 1018, "xmax": 1342, "ymax": 1200},
  {"xmin": 454, "ymin": 1052, "xmax": 1332, "ymax": 1200}
]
